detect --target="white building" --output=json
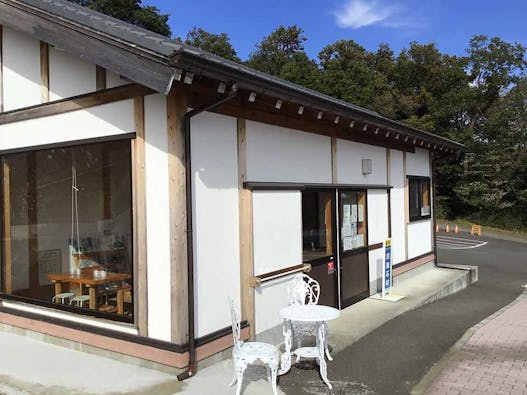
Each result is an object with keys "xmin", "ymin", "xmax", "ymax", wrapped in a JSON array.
[{"xmin": 0, "ymin": 0, "xmax": 464, "ymax": 373}]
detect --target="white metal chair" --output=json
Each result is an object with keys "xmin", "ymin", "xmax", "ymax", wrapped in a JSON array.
[
  {"xmin": 52, "ymin": 292, "xmax": 75, "ymax": 304},
  {"xmin": 286, "ymin": 274, "xmax": 332, "ymax": 361},
  {"xmin": 229, "ymin": 298, "xmax": 279, "ymax": 395},
  {"xmin": 70, "ymin": 294, "xmax": 90, "ymax": 307}
]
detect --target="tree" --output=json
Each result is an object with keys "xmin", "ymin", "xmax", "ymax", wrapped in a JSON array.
[
  {"xmin": 184, "ymin": 28, "xmax": 240, "ymax": 62},
  {"xmin": 67, "ymin": 0, "xmax": 171, "ymax": 37}
]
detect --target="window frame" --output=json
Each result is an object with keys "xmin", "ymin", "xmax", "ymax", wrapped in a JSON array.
[
  {"xmin": 0, "ymin": 138, "xmax": 135, "ymax": 324},
  {"xmin": 407, "ymin": 175, "xmax": 432, "ymax": 222}
]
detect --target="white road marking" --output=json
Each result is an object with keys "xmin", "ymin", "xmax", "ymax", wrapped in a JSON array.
[{"xmin": 436, "ymin": 235, "xmax": 487, "ymax": 250}]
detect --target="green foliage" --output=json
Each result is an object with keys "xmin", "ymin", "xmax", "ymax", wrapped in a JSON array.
[
  {"xmin": 67, "ymin": 0, "xmax": 171, "ymax": 36},
  {"xmin": 184, "ymin": 28, "xmax": 240, "ymax": 62}
]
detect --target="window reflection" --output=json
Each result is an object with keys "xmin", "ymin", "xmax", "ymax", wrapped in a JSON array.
[{"xmin": 302, "ymin": 190, "xmax": 334, "ymax": 261}]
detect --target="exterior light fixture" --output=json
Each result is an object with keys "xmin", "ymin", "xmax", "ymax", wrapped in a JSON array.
[
  {"xmin": 183, "ymin": 72, "xmax": 194, "ymax": 85},
  {"xmin": 217, "ymin": 82, "xmax": 226, "ymax": 94},
  {"xmin": 248, "ymin": 92, "xmax": 256, "ymax": 102},
  {"xmin": 362, "ymin": 159, "xmax": 372, "ymax": 175},
  {"xmin": 174, "ymin": 69, "xmax": 183, "ymax": 82}
]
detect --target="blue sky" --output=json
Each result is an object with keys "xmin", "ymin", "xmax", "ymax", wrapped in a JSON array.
[{"xmin": 143, "ymin": 0, "xmax": 527, "ymax": 60}]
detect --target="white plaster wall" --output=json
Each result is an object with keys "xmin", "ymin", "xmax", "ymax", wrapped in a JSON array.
[
  {"xmin": 0, "ymin": 100, "xmax": 134, "ymax": 151},
  {"xmin": 144, "ymin": 94, "xmax": 171, "ymax": 341},
  {"xmin": 253, "ymin": 190, "xmax": 302, "ymax": 334},
  {"xmin": 2, "ymin": 27, "xmax": 41, "ymax": 111},
  {"xmin": 406, "ymin": 148, "xmax": 430, "ymax": 177},
  {"xmin": 337, "ymin": 139, "xmax": 387, "ymax": 185},
  {"xmin": 390, "ymin": 150, "xmax": 406, "ymax": 265},
  {"xmin": 107, "ymin": 71, "xmax": 129, "ymax": 88},
  {"xmin": 49, "ymin": 48, "xmax": 96, "ymax": 101},
  {"xmin": 246, "ymin": 121, "xmax": 332, "ymax": 183},
  {"xmin": 407, "ymin": 220, "xmax": 433, "ymax": 259},
  {"xmin": 191, "ymin": 112, "xmax": 240, "ymax": 338},
  {"xmin": 367, "ymin": 190, "xmax": 388, "ymax": 294},
  {"xmin": 368, "ymin": 249, "xmax": 384, "ymax": 295},
  {"xmin": 367, "ymin": 190, "xmax": 389, "ymax": 245}
]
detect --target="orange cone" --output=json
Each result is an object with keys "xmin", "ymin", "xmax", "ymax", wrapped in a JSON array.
[
  {"xmin": 445, "ymin": 224, "xmax": 450, "ymax": 233},
  {"xmin": 454, "ymin": 225, "xmax": 459, "ymax": 234},
  {"xmin": 435, "ymin": 224, "xmax": 439, "ymax": 233}
]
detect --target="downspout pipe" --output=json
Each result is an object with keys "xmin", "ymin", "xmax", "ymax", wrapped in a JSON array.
[
  {"xmin": 177, "ymin": 83, "xmax": 239, "ymax": 381},
  {"xmin": 432, "ymin": 152, "xmax": 438, "ymax": 266}
]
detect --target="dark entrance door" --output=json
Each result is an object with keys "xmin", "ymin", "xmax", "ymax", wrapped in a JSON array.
[
  {"xmin": 338, "ymin": 189, "xmax": 370, "ymax": 308},
  {"xmin": 301, "ymin": 189, "xmax": 338, "ymax": 308}
]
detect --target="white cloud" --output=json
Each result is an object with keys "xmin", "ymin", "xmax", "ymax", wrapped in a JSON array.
[{"xmin": 334, "ymin": 0, "xmax": 406, "ymax": 29}]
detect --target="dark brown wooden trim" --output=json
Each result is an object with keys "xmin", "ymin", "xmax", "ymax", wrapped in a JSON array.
[
  {"xmin": 167, "ymin": 88, "xmax": 188, "ymax": 344},
  {"xmin": 195, "ymin": 321, "xmax": 248, "ymax": 347},
  {"xmin": 40, "ymin": 41, "xmax": 49, "ymax": 103},
  {"xmin": 0, "ymin": 84, "xmax": 154, "ymax": 125},
  {"xmin": 132, "ymin": 96, "xmax": 148, "ymax": 336},
  {"xmin": 256, "ymin": 263, "xmax": 307, "ymax": 282},
  {"xmin": 0, "ymin": 133, "xmax": 135, "ymax": 156},
  {"xmin": 244, "ymin": 182, "xmax": 392, "ymax": 191},
  {"xmin": 368, "ymin": 242, "xmax": 384, "ymax": 251},
  {"xmin": 393, "ymin": 251, "xmax": 434, "ymax": 269},
  {"xmin": 96, "ymin": 66, "xmax": 107, "ymax": 91}
]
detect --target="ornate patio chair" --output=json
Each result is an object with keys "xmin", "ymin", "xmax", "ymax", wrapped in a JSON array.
[
  {"xmin": 286, "ymin": 274, "xmax": 332, "ymax": 361},
  {"xmin": 229, "ymin": 298, "xmax": 279, "ymax": 395}
]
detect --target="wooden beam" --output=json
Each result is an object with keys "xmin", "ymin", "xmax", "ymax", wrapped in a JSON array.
[
  {"xmin": 40, "ymin": 41, "xmax": 49, "ymax": 103},
  {"xmin": 0, "ymin": 25, "xmax": 3, "ymax": 113},
  {"xmin": 132, "ymin": 96, "xmax": 148, "ymax": 336},
  {"xmin": 27, "ymin": 152, "xmax": 39, "ymax": 290},
  {"xmin": 96, "ymin": 66, "xmax": 107, "ymax": 91},
  {"xmin": 331, "ymin": 137, "xmax": 337, "ymax": 184},
  {"xmin": 386, "ymin": 148, "xmax": 392, "ymax": 238},
  {"xmin": 167, "ymin": 88, "xmax": 189, "ymax": 344},
  {"xmin": 0, "ymin": 84, "xmax": 154, "ymax": 125},
  {"xmin": 403, "ymin": 152, "xmax": 409, "ymax": 260},
  {"xmin": 237, "ymin": 118, "xmax": 256, "ymax": 340},
  {"xmin": 2, "ymin": 158, "xmax": 11, "ymax": 294}
]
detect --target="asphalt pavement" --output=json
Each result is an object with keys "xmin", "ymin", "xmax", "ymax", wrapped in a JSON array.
[{"xmin": 279, "ymin": 232, "xmax": 527, "ymax": 395}]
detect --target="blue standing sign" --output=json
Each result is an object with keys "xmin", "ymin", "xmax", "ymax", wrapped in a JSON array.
[{"xmin": 382, "ymin": 239, "xmax": 392, "ymax": 298}]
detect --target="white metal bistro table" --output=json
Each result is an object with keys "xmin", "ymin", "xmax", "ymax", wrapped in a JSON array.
[{"xmin": 278, "ymin": 304, "xmax": 340, "ymax": 389}]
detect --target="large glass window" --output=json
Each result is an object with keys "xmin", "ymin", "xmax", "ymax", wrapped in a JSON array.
[
  {"xmin": 339, "ymin": 190, "xmax": 368, "ymax": 252},
  {"xmin": 302, "ymin": 190, "xmax": 334, "ymax": 262},
  {"xmin": 1, "ymin": 140, "xmax": 133, "ymax": 322},
  {"xmin": 408, "ymin": 176, "xmax": 431, "ymax": 221}
]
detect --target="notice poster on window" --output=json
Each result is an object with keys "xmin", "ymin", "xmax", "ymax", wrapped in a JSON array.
[
  {"xmin": 343, "ymin": 204, "xmax": 351, "ymax": 222},
  {"xmin": 355, "ymin": 234, "xmax": 365, "ymax": 248},
  {"xmin": 39, "ymin": 249, "xmax": 62, "ymax": 286},
  {"xmin": 341, "ymin": 222, "xmax": 353, "ymax": 237},
  {"xmin": 351, "ymin": 204, "xmax": 358, "ymax": 223},
  {"xmin": 358, "ymin": 204, "xmax": 364, "ymax": 222},
  {"xmin": 343, "ymin": 236, "xmax": 353, "ymax": 251}
]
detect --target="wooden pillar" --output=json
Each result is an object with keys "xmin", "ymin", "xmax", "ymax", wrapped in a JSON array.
[
  {"xmin": 403, "ymin": 151, "xmax": 409, "ymax": 260},
  {"xmin": 167, "ymin": 88, "xmax": 189, "ymax": 344},
  {"xmin": 27, "ymin": 152, "xmax": 39, "ymax": 290},
  {"xmin": 96, "ymin": 66, "xmax": 107, "ymax": 91},
  {"xmin": 132, "ymin": 96, "xmax": 148, "ymax": 336},
  {"xmin": 238, "ymin": 118, "xmax": 255, "ymax": 340},
  {"xmin": 331, "ymin": 137, "xmax": 337, "ymax": 184},
  {"xmin": 0, "ymin": 25, "xmax": 4, "ymax": 112},
  {"xmin": 2, "ymin": 158, "xmax": 11, "ymax": 294},
  {"xmin": 386, "ymin": 148, "xmax": 392, "ymax": 238},
  {"xmin": 40, "ymin": 42, "xmax": 49, "ymax": 103}
]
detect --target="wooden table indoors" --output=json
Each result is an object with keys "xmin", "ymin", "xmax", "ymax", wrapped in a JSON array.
[{"xmin": 48, "ymin": 271, "xmax": 131, "ymax": 313}]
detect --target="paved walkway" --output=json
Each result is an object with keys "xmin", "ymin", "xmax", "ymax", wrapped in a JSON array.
[{"xmin": 426, "ymin": 291, "xmax": 527, "ymax": 395}]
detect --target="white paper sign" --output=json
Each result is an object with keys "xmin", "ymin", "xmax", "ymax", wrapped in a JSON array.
[
  {"xmin": 358, "ymin": 205, "xmax": 364, "ymax": 222},
  {"xmin": 343, "ymin": 236, "xmax": 353, "ymax": 251},
  {"xmin": 343, "ymin": 204, "xmax": 351, "ymax": 221},
  {"xmin": 351, "ymin": 205, "xmax": 358, "ymax": 223},
  {"xmin": 356, "ymin": 234, "xmax": 364, "ymax": 248}
]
